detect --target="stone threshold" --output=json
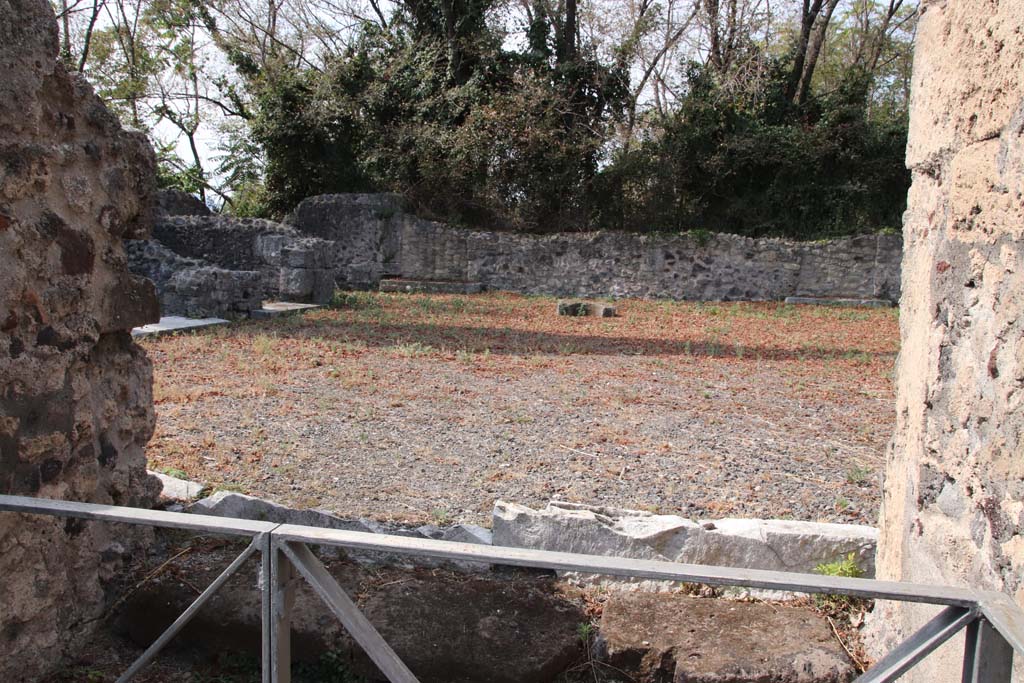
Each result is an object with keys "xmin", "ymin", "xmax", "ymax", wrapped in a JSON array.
[
  {"xmin": 250, "ymin": 301, "xmax": 323, "ymax": 319},
  {"xmin": 131, "ymin": 316, "xmax": 229, "ymax": 338},
  {"xmin": 162, "ymin": 486, "xmax": 877, "ymax": 592},
  {"xmin": 380, "ymin": 278, "xmax": 483, "ymax": 294},
  {"xmin": 785, "ymin": 296, "xmax": 895, "ymax": 308}
]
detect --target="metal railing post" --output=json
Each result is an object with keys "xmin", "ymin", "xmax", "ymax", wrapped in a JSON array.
[
  {"xmin": 261, "ymin": 531, "xmax": 274, "ymax": 683},
  {"xmin": 271, "ymin": 538, "xmax": 296, "ymax": 683},
  {"xmin": 962, "ymin": 617, "xmax": 1014, "ymax": 683}
]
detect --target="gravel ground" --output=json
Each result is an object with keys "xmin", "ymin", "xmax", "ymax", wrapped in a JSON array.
[{"xmin": 143, "ymin": 292, "xmax": 897, "ymax": 527}]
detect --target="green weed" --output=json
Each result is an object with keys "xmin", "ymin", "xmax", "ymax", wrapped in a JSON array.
[{"xmin": 813, "ymin": 552, "xmax": 868, "ymax": 616}]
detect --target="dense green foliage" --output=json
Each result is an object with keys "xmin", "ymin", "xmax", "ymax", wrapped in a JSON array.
[
  {"xmin": 244, "ymin": 7, "xmax": 627, "ymax": 229},
  {"xmin": 61, "ymin": 0, "xmax": 915, "ymax": 238},
  {"xmin": 597, "ymin": 65, "xmax": 910, "ymax": 237},
  {"xmin": 235, "ymin": 2, "xmax": 908, "ymax": 237}
]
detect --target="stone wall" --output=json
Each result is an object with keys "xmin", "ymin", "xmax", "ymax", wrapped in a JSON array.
[
  {"xmin": 128, "ymin": 215, "xmax": 336, "ymax": 317},
  {"xmin": 0, "ymin": 0, "xmax": 161, "ymax": 678},
  {"xmin": 125, "ymin": 239, "xmax": 263, "ymax": 319},
  {"xmin": 869, "ymin": 0, "xmax": 1024, "ymax": 678},
  {"xmin": 286, "ymin": 193, "xmax": 405, "ymax": 289},
  {"xmin": 289, "ymin": 194, "xmax": 903, "ymax": 302},
  {"xmin": 155, "ymin": 188, "xmax": 211, "ymax": 217}
]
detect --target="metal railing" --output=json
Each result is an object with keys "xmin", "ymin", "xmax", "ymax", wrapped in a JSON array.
[{"xmin": 1, "ymin": 493, "xmax": 1021, "ymax": 683}]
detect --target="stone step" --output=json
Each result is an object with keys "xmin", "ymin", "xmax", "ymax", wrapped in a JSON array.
[
  {"xmin": 784, "ymin": 296, "xmax": 894, "ymax": 308},
  {"xmin": 131, "ymin": 315, "xmax": 228, "ymax": 338},
  {"xmin": 250, "ymin": 301, "xmax": 322, "ymax": 319},
  {"xmin": 380, "ymin": 278, "xmax": 483, "ymax": 294},
  {"xmin": 597, "ymin": 591, "xmax": 855, "ymax": 682}
]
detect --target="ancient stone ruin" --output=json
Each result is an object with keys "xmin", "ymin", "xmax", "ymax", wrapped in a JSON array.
[
  {"xmin": 288, "ymin": 193, "xmax": 904, "ymax": 302},
  {"xmin": 129, "ymin": 190, "xmax": 903, "ymax": 315},
  {"xmin": 126, "ymin": 193, "xmax": 335, "ymax": 318},
  {"xmin": 2, "ymin": 0, "xmax": 1024, "ymax": 679},
  {"xmin": 868, "ymin": 0, "xmax": 1024, "ymax": 678},
  {"xmin": 0, "ymin": 0, "xmax": 160, "ymax": 677}
]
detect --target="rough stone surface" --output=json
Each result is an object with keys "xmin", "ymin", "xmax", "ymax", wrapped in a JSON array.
[
  {"xmin": 557, "ymin": 300, "xmax": 617, "ymax": 317},
  {"xmin": 286, "ymin": 192, "xmax": 407, "ymax": 289},
  {"xmin": 0, "ymin": 0, "xmax": 160, "ymax": 678},
  {"xmin": 126, "ymin": 238, "xmax": 263, "ymax": 318},
  {"xmin": 494, "ymin": 501, "xmax": 877, "ymax": 577},
  {"xmin": 598, "ymin": 592, "xmax": 854, "ymax": 683},
  {"xmin": 127, "ymin": 214, "xmax": 336, "ymax": 317},
  {"xmin": 289, "ymin": 194, "xmax": 902, "ymax": 302},
  {"xmin": 869, "ymin": 1, "xmax": 1024, "ymax": 679},
  {"xmin": 150, "ymin": 470, "xmax": 205, "ymax": 501},
  {"xmin": 154, "ymin": 189, "xmax": 210, "ymax": 217}
]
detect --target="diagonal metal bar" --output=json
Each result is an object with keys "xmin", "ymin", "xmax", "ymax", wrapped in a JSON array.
[
  {"xmin": 854, "ymin": 606, "xmax": 977, "ymax": 683},
  {"xmin": 277, "ymin": 540, "xmax": 420, "ymax": 683},
  {"xmin": 116, "ymin": 535, "xmax": 263, "ymax": 683}
]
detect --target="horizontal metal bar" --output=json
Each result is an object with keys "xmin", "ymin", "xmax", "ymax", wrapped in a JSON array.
[
  {"xmin": 0, "ymin": 494, "xmax": 277, "ymax": 536},
  {"xmin": 854, "ymin": 606, "xmax": 976, "ymax": 682},
  {"xmin": 271, "ymin": 524, "xmax": 979, "ymax": 607},
  {"xmin": 117, "ymin": 536, "xmax": 263, "ymax": 682}
]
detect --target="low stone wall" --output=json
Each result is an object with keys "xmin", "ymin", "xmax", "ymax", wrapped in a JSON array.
[
  {"xmin": 128, "ymin": 215, "xmax": 336, "ymax": 317},
  {"xmin": 126, "ymin": 240, "xmax": 263, "ymax": 319},
  {"xmin": 187, "ymin": 492, "xmax": 877, "ymax": 586},
  {"xmin": 0, "ymin": 1, "xmax": 160, "ymax": 677},
  {"xmin": 289, "ymin": 194, "xmax": 903, "ymax": 302}
]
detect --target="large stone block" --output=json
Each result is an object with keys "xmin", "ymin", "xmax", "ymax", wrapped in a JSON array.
[
  {"xmin": 493, "ymin": 501, "xmax": 877, "ymax": 577},
  {"xmin": 0, "ymin": 0, "xmax": 159, "ymax": 677}
]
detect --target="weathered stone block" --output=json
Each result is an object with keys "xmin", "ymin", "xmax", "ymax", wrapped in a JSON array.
[
  {"xmin": 557, "ymin": 300, "xmax": 617, "ymax": 317},
  {"xmin": 282, "ymin": 246, "xmax": 318, "ymax": 268},
  {"xmin": 278, "ymin": 267, "xmax": 316, "ymax": 297},
  {"xmin": 150, "ymin": 470, "xmax": 206, "ymax": 501},
  {"xmin": 0, "ymin": 1, "xmax": 159, "ymax": 677},
  {"xmin": 493, "ymin": 501, "xmax": 877, "ymax": 577}
]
